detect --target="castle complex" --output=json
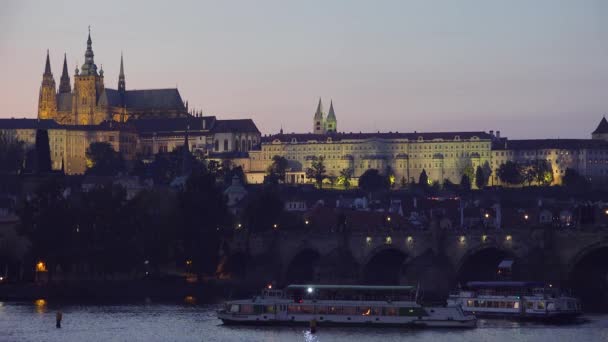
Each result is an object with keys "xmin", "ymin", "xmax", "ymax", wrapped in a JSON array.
[
  {"xmin": 2, "ymin": 30, "xmax": 608, "ymax": 185},
  {"xmin": 243, "ymin": 102, "xmax": 608, "ymax": 187}
]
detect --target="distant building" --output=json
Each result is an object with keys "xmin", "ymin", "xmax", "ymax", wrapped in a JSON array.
[
  {"xmin": 38, "ymin": 30, "xmax": 187, "ymax": 125},
  {"xmin": 242, "ymin": 100, "xmax": 608, "ymax": 187}
]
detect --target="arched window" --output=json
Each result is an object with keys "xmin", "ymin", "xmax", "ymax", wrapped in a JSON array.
[
  {"xmin": 241, "ymin": 139, "xmax": 246, "ymax": 152},
  {"xmin": 224, "ymin": 139, "xmax": 228, "ymax": 151},
  {"xmin": 214, "ymin": 140, "xmax": 219, "ymax": 151}
]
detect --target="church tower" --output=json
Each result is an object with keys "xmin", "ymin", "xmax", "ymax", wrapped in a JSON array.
[
  {"xmin": 58, "ymin": 53, "xmax": 71, "ymax": 94},
  {"xmin": 313, "ymin": 98, "xmax": 325, "ymax": 134},
  {"xmin": 73, "ymin": 28, "xmax": 106, "ymax": 125},
  {"xmin": 38, "ymin": 50, "xmax": 57, "ymax": 120},
  {"xmin": 325, "ymin": 100, "xmax": 337, "ymax": 133}
]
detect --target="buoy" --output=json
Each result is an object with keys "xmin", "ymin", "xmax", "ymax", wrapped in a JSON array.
[
  {"xmin": 309, "ymin": 319, "xmax": 317, "ymax": 334},
  {"xmin": 56, "ymin": 311, "xmax": 62, "ymax": 328}
]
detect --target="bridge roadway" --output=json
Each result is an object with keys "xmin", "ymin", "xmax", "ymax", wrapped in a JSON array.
[{"xmin": 223, "ymin": 226, "xmax": 608, "ymax": 296}]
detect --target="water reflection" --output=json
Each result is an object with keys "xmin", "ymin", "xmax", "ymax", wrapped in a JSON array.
[
  {"xmin": 184, "ymin": 296, "xmax": 196, "ymax": 305},
  {"xmin": 34, "ymin": 298, "xmax": 47, "ymax": 314}
]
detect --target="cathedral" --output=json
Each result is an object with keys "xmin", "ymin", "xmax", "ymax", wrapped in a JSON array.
[{"xmin": 38, "ymin": 30, "xmax": 187, "ymax": 125}]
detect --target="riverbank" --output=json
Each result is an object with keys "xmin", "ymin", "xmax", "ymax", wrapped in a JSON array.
[{"xmin": 0, "ymin": 279, "xmax": 259, "ymax": 303}]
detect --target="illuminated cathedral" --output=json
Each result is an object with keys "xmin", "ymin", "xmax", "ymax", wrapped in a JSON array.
[{"xmin": 38, "ymin": 29, "xmax": 187, "ymax": 125}]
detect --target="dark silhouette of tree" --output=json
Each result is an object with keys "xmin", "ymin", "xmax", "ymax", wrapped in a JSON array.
[
  {"xmin": 497, "ymin": 161, "xmax": 522, "ymax": 186},
  {"xmin": 17, "ymin": 178, "xmax": 72, "ymax": 280},
  {"xmin": 475, "ymin": 166, "xmax": 487, "ymax": 189},
  {"xmin": 34, "ymin": 129, "xmax": 52, "ymax": 173},
  {"xmin": 0, "ymin": 132, "xmax": 25, "ymax": 174},
  {"xmin": 338, "ymin": 168, "xmax": 353, "ymax": 189},
  {"xmin": 418, "ymin": 169, "xmax": 429, "ymax": 188},
  {"xmin": 562, "ymin": 168, "xmax": 590, "ymax": 190},
  {"xmin": 85, "ymin": 142, "xmax": 125, "ymax": 176},
  {"xmin": 241, "ymin": 186, "xmax": 284, "ymax": 233},
  {"xmin": 266, "ymin": 155, "xmax": 288, "ymax": 184},
  {"xmin": 358, "ymin": 169, "xmax": 389, "ymax": 193},
  {"xmin": 533, "ymin": 160, "xmax": 553, "ymax": 186},
  {"xmin": 178, "ymin": 170, "xmax": 232, "ymax": 276},
  {"xmin": 460, "ymin": 174, "xmax": 471, "ymax": 191},
  {"xmin": 128, "ymin": 188, "xmax": 179, "ymax": 274},
  {"xmin": 306, "ymin": 156, "xmax": 327, "ymax": 188}
]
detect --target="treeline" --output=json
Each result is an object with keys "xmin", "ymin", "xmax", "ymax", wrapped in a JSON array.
[{"xmin": 15, "ymin": 168, "xmax": 236, "ymax": 280}]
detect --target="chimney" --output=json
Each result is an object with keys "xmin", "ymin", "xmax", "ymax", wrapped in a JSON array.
[
  {"xmin": 496, "ymin": 130, "xmax": 501, "ymax": 139},
  {"xmin": 489, "ymin": 130, "xmax": 494, "ymax": 137}
]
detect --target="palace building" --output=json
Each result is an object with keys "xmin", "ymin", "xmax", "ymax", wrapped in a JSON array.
[
  {"xmin": 38, "ymin": 29, "xmax": 187, "ymax": 125},
  {"xmin": 243, "ymin": 100, "xmax": 608, "ymax": 187}
]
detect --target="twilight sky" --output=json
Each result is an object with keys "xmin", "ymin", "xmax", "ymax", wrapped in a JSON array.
[{"xmin": 0, "ymin": 0, "xmax": 607, "ymax": 138}]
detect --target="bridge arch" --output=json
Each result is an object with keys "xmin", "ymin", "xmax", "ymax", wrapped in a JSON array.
[
  {"xmin": 362, "ymin": 245, "xmax": 409, "ymax": 285},
  {"xmin": 455, "ymin": 244, "xmax": 515, "ymax": 284},
  {"xmin": 567, "ymin": 242, "xmax": 608, "ymax": 310},
  {"xmin": 284, "ymin": 247, "xmax": 321, "ymax": 284},
  {"xmin": 317, "ymin": 248, "xmax": 360, "ymax": 284}
]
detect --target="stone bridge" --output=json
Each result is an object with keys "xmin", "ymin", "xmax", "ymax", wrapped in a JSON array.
[{"xmin": 222, "ymin": 227, "xmax": 608, "ymax": 303}]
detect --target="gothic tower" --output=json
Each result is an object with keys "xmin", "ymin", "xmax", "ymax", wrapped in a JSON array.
[
  {"xmin": 325, "ymin": 100, "xmax": 337, "ymax": 133},
  {"xmin": 313, "ymin": 98, "xmax": 325, "ymax": 134},
  {"xmin": 118, "ymin": 53, "xmax": 126, "ymax": 95},
  {"xmin": 58, "ymin": 53, "xmax": 71, "ymax": 94},
  {"xmin": 38, "ymin": 50, "xmax": 57, "ymax": 120},
  {"xmin": 72, "ymin": 29, "xmax": 106, "ymax": 125}
]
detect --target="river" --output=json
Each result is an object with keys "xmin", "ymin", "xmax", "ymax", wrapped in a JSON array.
[{"xmin": 0, "ymin": 300, "xmax": 607, "ymax": 342}]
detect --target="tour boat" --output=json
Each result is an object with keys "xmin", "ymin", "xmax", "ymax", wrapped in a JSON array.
[
  {"xmin": 447, "ymin": 281, "xmax": 582, "ymax": 321},
  {"xmin": 217, "ymin": 284, "xmax": 477, "ymax": 328}
]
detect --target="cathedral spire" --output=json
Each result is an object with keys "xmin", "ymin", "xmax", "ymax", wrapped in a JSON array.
[
  {"xmin": 118, "ymin": 52, "xmax": 126, "ymax": 93},
  {"xmin": 44, "ymin": 50, "xmax": 52, "ymax": 76},
  {"xmin": 59, "ymin": 53, "xmax": 71, "ymax": 93},
  {"xmin": 313, "ymin": 97, "xmax": 325, "ymax": 134},
  {"xmin": 80, "ymin": 26, "xmax": 98, "ymax": 76},
  {"xmin": 325, "ymin": 99, "xmax": 337, "ymax": 133}
]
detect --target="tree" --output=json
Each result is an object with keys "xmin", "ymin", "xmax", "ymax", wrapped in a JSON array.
[
  {"xmin": 178, "ymin": 170, "xmax": 232, "ymax": 276},
  {"xmin": 17, "ymin": 178, "xmax": 73, "ymax": 280},
  {"xmin": 85, "ymin": 142, "xmax": 125, "ymax": 176},
  {"xmin": 358, "ymin": 169, "xmax": 389, "ymax": 193},
  {"xmin": 497, "ymin": 161, "xmax": 522, "ymax": 186},
  {"xmin": 562, "ymin": 168, "xmax": 590, "ymax": 189},
  {"xmin": 418, "ymin": 169, "xmax": 429, "ymax": 188},
  {"xmin": 460, "ymin": 174, "xmax": 471, "ymax": 191},
  {"xmin": 305, "ymin": 156, "xmax": 327, "ymax": 188},
  {"xmin": 443, "ymin": 179, "xmax": 458, "ymax": 192},
  {"xmin": 456, "ymin": 157, "xmax": 474, "ymax": 185},
  {"xmin": 0, "ymin": 132, "xmax": 25, "ymax": 175},
  {"xmin": 475, "ymin": 166, "xmax": 487, "ymax": 189},
  {"xmin": 533, "ymin": 160, "xmax": 553, "ymax": 186},
  {"xmin": 241, "ymin": 186, "xmax": 284, "ymax": 233},
  {"xmin": 34, "ymin": 129, "xmax": 52, "ymax": 173},
  {"xmin": 266, "ymin": 155, "xmax": 288, "ymax": 184},
  {"xmin": 337, "ymin": 168, "xmax": 353, "ymax": 190}
]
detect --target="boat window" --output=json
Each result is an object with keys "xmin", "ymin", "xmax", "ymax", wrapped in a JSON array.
[
  {"xmin": 266, "ymin": 305, "xmax": 275, "ymax": 313},
  {"xmin": 537, "ymin": 302, "xmax": 545, "ymax": 310},
  {"xmin": 317, "ymin": 306, "xmax": 328, "ymax": 314},
  {"xmin": 526, "ymin": 302, "xmax": 534, "ymax": 309},
  {"xmin": 343, "ymin": 306, "xmax": 356, "ymax": 315},
  {"xmin": 359, "ymin": 307, "xmax": 372, "ymax": 316},
  {"xmin": 230, "ymin": 304, "xmax": 239, "ymax": 313},
  {"xmin": 241, "ymin": 305, "xmax": 254, "ymax": 314},
  {"xmin": 384, "ymin": 307, "xmax": 398, "ymax": 316},
  {"xmin": 514, "ymin": 302, "xmax": 520, "ymax": 309},
  {"xmin": 372, "ymin": 307, "xmax": 382, "ymax": 316},
  {"xmin": 467, "ymin": 300, "xmax": 474, "ymax": 307},
  {"xmin": 329, "ymin": 306, "xmax": 339, "ymax": 315}
]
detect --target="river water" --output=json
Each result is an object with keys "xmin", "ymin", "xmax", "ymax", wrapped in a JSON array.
[{"xmin": 1, "ymin": 300, "xmax": 607, "ymax": 342}]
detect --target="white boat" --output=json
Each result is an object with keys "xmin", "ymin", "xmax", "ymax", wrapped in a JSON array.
[
  {"xmin": 447, "ymin": 281, "xmax": 582, "ymax": 321},
  {"xmin": 218, "ymin": 284, "xmax": 477, "ymax": 328}
]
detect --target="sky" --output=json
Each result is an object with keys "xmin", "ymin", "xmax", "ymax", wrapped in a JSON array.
[{"xmin": 0, "ymin": 0, "xmax": 607, "ymax": 138}]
